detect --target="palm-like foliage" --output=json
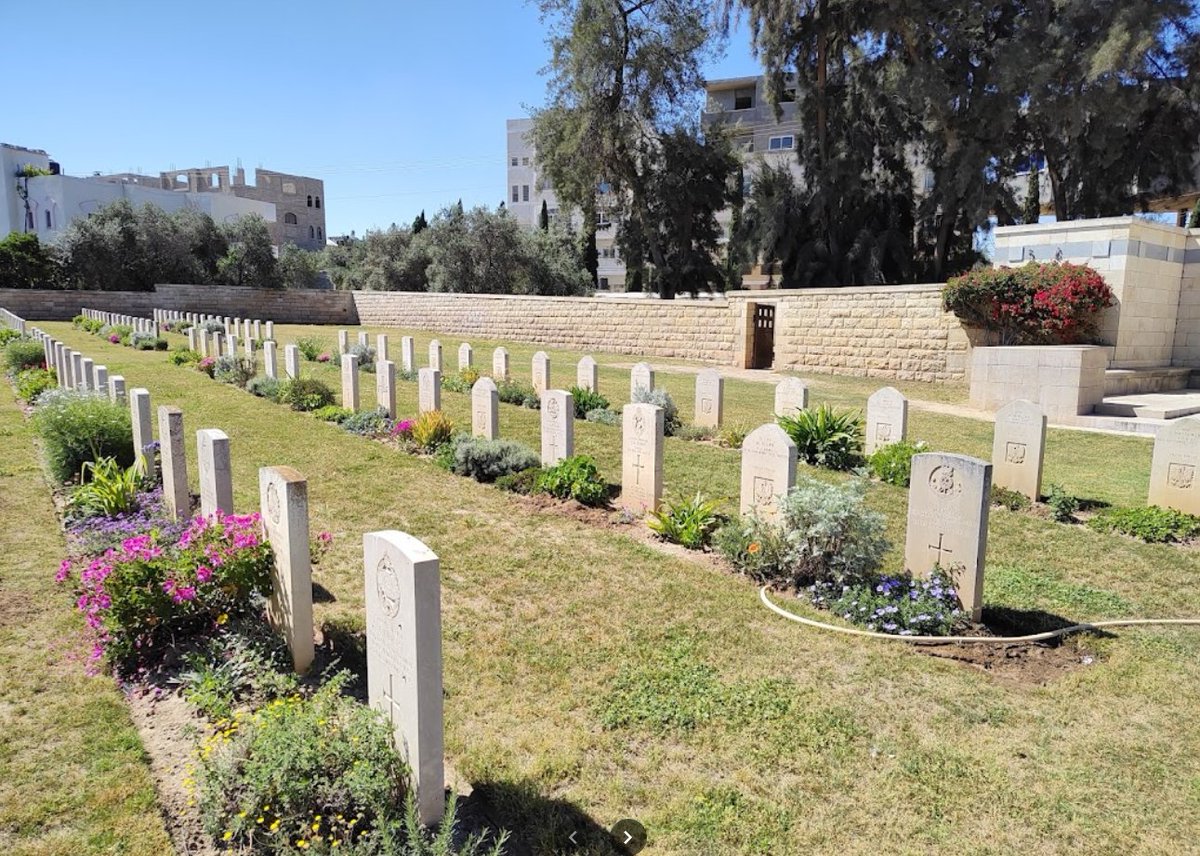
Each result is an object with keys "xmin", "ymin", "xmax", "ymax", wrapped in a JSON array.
[
  {"xmin": 777, "ymin": 405, "xmax": 864, "ymax": 471},
  {"xmin": 67, "ymin": 456, "xmax": 146, "ymax": 518},
  {"xmin": 647, "ymin": 492, "xmax": 725, "ymax": 549}
]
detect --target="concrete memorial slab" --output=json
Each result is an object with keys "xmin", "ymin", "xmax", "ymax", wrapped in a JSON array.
[
  {"xmin": 630, "ymin": 362, "xmax": 654, "ymax": 398},
  {"xmin": 197, "ymin": 428, "xmax": 234, "ymax": 518},
  {"xmin": 904, "ymin": 452, "xmax": 991, "ymax": 621},
  {"xmin": 363, "ymin": 530, "xmax": 445, "ymax": 826},
  {"xmin": 866, "ymin": 387, "xmax": 908, "ymax": 455},
  {"xmin": 471, "ymin": 377, "xmax": 499, "ymax": 440},
  {"xmin": 342, "ymin": 353, "xmax": 361, "ymax": 412},
  {"xmin": 418, "ymin": 368, "xmax": 441, "ymax": 414},
  {"xmin": 158, "ymin": 406, "xmax": 189, "ymax": 521},
  {"xmin": 620, "ymin": 403, "xmax": 664, "ymax": 514},
  {"xmin": 991, "ymin": 400, "xmax": 1046, "ymax": 501},
  {"xmin": 774, "ymin": 377, "xmax": 808, "ymax": 416},
  {"xmin": 739, "ymin": 424, "xmax": 798, "ymax": 518},
  {"xmin": 377, "ymin": 360, "xmax": 397, "ymax": 419},
  {"xmin": 577, "ymin": 356, "xmax": 598, "ymax": 394},
  {"xmin": 260, "ymin": 466, "xmax": 315, "ymax": 674},
  {"xmin": 541, "ymin": 390, "xmax": 574, "ymax": 466},
  {"xmin": 695, "ymin": 369, "xmax": 723, "ymax": 429},
  {"xmin": 532, "ymin": 351, "xmax": 550, "ymax": 395},
  {"xmin": 1149, "ymin": 416, "xmax": 1200, "ymax": 516},
  {"xmin": 492, "ymin": 347, "xmax": 510, "ymax": 382}
]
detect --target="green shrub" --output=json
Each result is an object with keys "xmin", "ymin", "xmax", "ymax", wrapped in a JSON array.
[
  {"xmin": 0, "ymin": 328, "xmax": 22, "ymax": 346},
  {"xmin": 717, "ymin": 422, "xmax": 749, "ymax": 449},
  {"xmin": 714, "ymin": 514, "xmax": 789, "ymax": 582},
  {"xmin": 281, "ymin": 378, "xmax": 335, "ymax": 412},
  {"xmin": 169, "ymin": 347, "xmax": 201, "ymax": 366},
  {"xmin": 4, "ymin": 339, "xmax": 45, "ymax": 373},
  {"xmin": 808, "ymin": 570, "xmax": 965, "ymax": 635},
  {"xmin": 104, "ymin": 323, "xmax": 133, "ymax": 344},
  {"xmin": 867, "ymin": 440, "xmax": 927, "ymax": 487},
  {"xmin": 411, "ymin": 410, "xmax": 455, "ymax": 452},
  {"xmin": 990, "ymin": 484, "xmax": 1031, "ymax": 512},
  {"xmin": 177, "ymin": 624, "xmax": 300, "ymax": 723},
  {"xmin": 295, "ymin": 336, "xmax": 326, "ymax": 361},
  {"xmin": 213, "ymin": 355, "xmax": 256, "ymax": 387},
  {"xmin": 1087, "ymin": 506, "xmax": 1200, "ymax": 543},
  {"xmin": 584, "ymin": 407, "xmax": 619, "ymax": 426},
  {"xmin": 445, "ymin": 435, "xmax": 541, "ymax": 483},
  {"xmin": 496, "ymin": 466, "xmax": 543, "ymax": 495},
  {"xmin": 496, "ymin": 378, "xmax": 539, "ymax": 408},
  {"xmin": 66, "ymin": 456, "xmax": 145, "ymax": 519},
  {"xmin": 632, "ymin": 386, "xmax": 680, "ymax": 435},
  {"xmin": 647, "ymin": 493, "xmax": 724, "ymax": 549},
  {"xmin": 568, "ymin": 386, "xmax": 609, "ymax": 418},
  {"xmin": 675, "ymin": 424, "xmax": 715, "ymax": 442},
  {"xmin": 245, "ymin": 376, "xmax": 282, "ymax": 401},
  {"xmin": 313, "ymin": 404, "xmax": 353, "ymax": 423},
  {"xmin": 14, "ymin": 367, "xmax": 56, "ymax": 403},
  {"xmin": 130, "ymin": 331, "xmax": 165, "ymax": 351},
  {"xmin": 777, "ymin": 405, "xmax": 864, "ymax": 470},
  {"xmin": 335, "ymin": 342, "xmax": 377, "ymax": 373},
  {"xmin": 201, "ymin": 319, "xmax": 227, "ymax": 334},
  {"xmin": 537, "ymin": 455, "xmax": 608, "ymax": 506},
  {"xmin": 342, "ymin": 407, "xmax": 394, "ymax": 437},
  {"xmin": 442, "ymin": 368, "xmax": 481, "ymax": 394},
  {"xmin": 32, "ymin": 390, "xmax": 134, "ymax": 482},
  {"xmin": 1043, "ymin": 483, "xmax": 1080, "ymax": 523}
]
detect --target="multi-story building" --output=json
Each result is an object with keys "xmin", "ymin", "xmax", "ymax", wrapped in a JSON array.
[{"xmin": 505, "ymin": 118, "xmax": 627, "ymax": 289}]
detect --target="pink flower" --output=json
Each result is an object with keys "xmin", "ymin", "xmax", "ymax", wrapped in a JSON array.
[
  {"xmin": 317, "ymin": 352, "xmax": 331, "ymax": 363},
  {"xmin": 317, "ymin": 531, "xmax": 332, "ymax": 544},
  {"xmin": 195, "ymin": 565, "xmax": 213, "ymax": 583},
  {"xmin": 56, "ymin": 559, "xmax": 71, "ymax": 584}
]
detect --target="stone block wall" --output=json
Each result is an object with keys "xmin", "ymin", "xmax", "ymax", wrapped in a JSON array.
[
  {"xmin": 970, "ymin": 345, "xmax": 1108, "ymax": 418},
  {"xmin": 1177, "ymin": 233, "xmax": 1200, "ymax": 367}
]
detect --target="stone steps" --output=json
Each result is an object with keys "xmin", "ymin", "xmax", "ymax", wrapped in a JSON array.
[
  {"xmin": 1103, "ymin": 366, "xmax": 1194, "ymax": 396},
  {"xmin": 1093, "ymin": 390, "xmax": 1200, "ymax": 420}
]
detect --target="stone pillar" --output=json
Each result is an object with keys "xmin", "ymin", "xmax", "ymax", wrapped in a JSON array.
[
  {"xmin": 376, "ymin": 333, "xmax": 389, "ymax": 363},
  {"xmin": 492, "ymin": 347, "xmax": 509, "ymax": 382},
  {"xmin": 630, "ymin": 362, "xmax": 654, "ymax": 398}
]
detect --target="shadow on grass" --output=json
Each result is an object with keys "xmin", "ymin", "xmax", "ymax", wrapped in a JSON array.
[
  {"xmin": 983, "ymin": 605, "xmax": 1117, "ymax": 644},
  {"xmin": 311, "ymin": 581, "xmax": 337, "ymax": 603},
  {"xmin": 466, "ymin": 778, "xmax": 623, "ymax": 856}
]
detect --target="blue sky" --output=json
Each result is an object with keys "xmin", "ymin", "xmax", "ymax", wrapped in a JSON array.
[{"xmin": 4, "ymin": 1, "xmax": 759, "ymax": 237}]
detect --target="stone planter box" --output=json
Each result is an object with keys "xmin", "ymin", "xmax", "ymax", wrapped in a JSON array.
[{"xmin": 969, "ymin": 345, "xmax": 1108, "ymax": 418}]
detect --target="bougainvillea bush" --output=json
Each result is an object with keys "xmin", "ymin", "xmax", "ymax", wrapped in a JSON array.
[
  {"xmin": 942, "ymin": 261, "xmax": 1114, "ymax": 345},
  {"xmin": 59, "ymin": 510, "xmax": 274, "ymax": 667}
]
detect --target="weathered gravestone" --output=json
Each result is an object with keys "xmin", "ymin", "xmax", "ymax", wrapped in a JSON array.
[
  {"xmin": 541, "ymin": 390, "xmax": 574, "ymax": 466},
  {"xmin": 577, "ymin": 356, "xmax": 598, "ymax": 394},
  {"xmin": 401, "ymin": 336, "xmax": 416, "ymax": 373},
  {"xmin": 93, "ymin": 365, "xmax": 108, "ymax": 394},
  {"xmin": 358, "ymin": 331, "xmax": 369, "ymax": 349},
  {"xmin": 471, "ymin": 377, "xmax": 499, "ymax": 440},
  {"xmin": 197, "ymin": 428, "xmax": 234, "ymax": 518},
  {"xmin": 109, "ymin": 375, "xmax": 126, "ymax": 405},
  {"xmin": 69, "ymin": 352, "xmax": 82, "ymax": 389},
  {"xmin": 904, "ymin": 452, "xmax": 991, "ymax": 621},
  {"xmin": 418, "ymin": 368, "xmax": 441, "ymax": 414},
  {"xmin": 739, "ymin": 424, "xmax": 798, "ymax": 518},
  {"xmin": 866, "ymin": 386, "xmax": 908, "ymax": 455},
  {"xmin": 187, "ymin": 327, "xmax": 198, "ymax": 352},
  {"xmin": 774, "ymin": 377, "xmax": 808, "ymax": 416},
  {"xmin": 428, "ymin": 340, "xmax": 442, "ymax": 372},
  {"xmin": 265, "ymin": 321, "xmax": 274, "ymax": 340},
  {"xmin": 342, "ymin": 353, "xmax": 361, "ymax": 411},
  {"xmin": 630, "ymin": 362, "xmax": 654, "ymax": 398},
  {"xmin": 338, "ymin": 329, "xmax": 349, "ymax": 354},
  {"xmin": 991, "ymin": 400, "xmax": 1046, "ymax": 501},
  {"xmin": 263, "ymin": 341, "xmax": 278, "ymax": 380},
  {"xmin": 1149, "ymin": 415, "xmax": 1200, "ymax": 516},
  {"xmin": 376, "ymin": 333, "xmax": 389, "ymax": 363},
  {"xmin": 129, "ymin": 388, "xmax": 156, "ymax": 481},
  {"xmin": 260, "ymin": 466, "xmax": 315, "ymax": 674},
  {"xmin": 695, "ymin": 369, "xmax": 723, "ymax": 429},
  {"xmin": 79, "ymin": 357, "xmax": 93, "ymax": 392},
  {"xmin": 532, "ymin": 351, "xmax": 550, "ymax": 395},
  {"xmin": 284, "ymin": 345, "xmax": 301, "ymax": 380},
  {"xmin": 158, "ymin": 406, "xmax": 189, "ymax": 521},
  {"xmin": 621, "ymin": 403, "xmax": 664, "ymax": 513},
  {"xmin": 363, "ymin": 530, "xmax": 445, "ymax": 826},
  {"xmin": 377, "ymin": 360, "xmax": 397, "ymax": 419},
  {"xmin": 492, "ymin": 347, "xmax": 509, "ymax": 381},
  {"xmin": 458, "ymin": 343, "xmax": 473, "ymax": 371}
]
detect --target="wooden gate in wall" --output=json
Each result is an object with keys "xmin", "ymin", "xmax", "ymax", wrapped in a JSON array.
[{"xmin": 750, "ymin": 303, "xmax": 775, "ymax": 369}]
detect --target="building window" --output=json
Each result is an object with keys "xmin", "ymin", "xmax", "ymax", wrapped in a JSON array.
[
  {"xmin": 597, "ymin": 211, "xmax": 612, "ymax": 227},
  {"xmin": 282, "ymin": 181, "xmax": 297, "ymax": 195},
  {"xmin": 599, "ymin": 277, "xmax": 609, "ymax": 289},
  {"xmin": 734, "ymin": 88, "xmax": 755, "ymax": 110},
  {"xmin": 522, "ymin": 157, "xmax": 529, "ymax": 166},
  {"xmin": 315, "ymin": 196, "xmax": 321, "ymax": 209},
  {"xmin": 45, "ymin": 210, "xmax": 52, "ymax": 229},
  {"xmin": 307, "ymin": 195, "xmax": 313, "ymax": 207},
  {"xmin": 511, "ymin": 157, "xmax": 518, "ymax": 167},
  {"xmin": 768, "ymin": 135, "xmax": 795, "ymax": 151},
  {"xmin": 309, "ymin": 226, "xmax": 315, "ymax": 240},
  {"xmin": 522, "ymin": 185, "xmax": 529, "ymax": 202},
  {"xmin": 284, "ymin": 212, "xmax": 298, "ymax": 225},
  {"xmin": 318, "ymin": 226, "xmax": 323, "ymax": 241},
  {"xmin": 512, "ymin": 185, "xmax": 519, "ymax": 203}
]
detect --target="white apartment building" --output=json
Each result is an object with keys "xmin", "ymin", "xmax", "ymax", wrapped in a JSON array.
[
  {"xmin": 505, "ymin": 118, "xmax": 627, "ymax": 289},
  {"xmin": 2, "ymin": 143, "xmax": 276, "ymax": 245}
]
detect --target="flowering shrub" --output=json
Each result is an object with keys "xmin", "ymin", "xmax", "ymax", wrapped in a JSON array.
[
  {"xmin": 197, "ymin": 357, "xmax": 217, "ymax": 378},
  {"xmin": 3, "ymin": 339, "xmax": 46, "ymax": 372},
  {"xmin": 807, "ymin": 570, "xmax": 965, "ymax": 635},
  {"xmin": 391, "ymin": 418, "xmax": 415, "ymax": 441},
  {"xmin": 15, "ymin": 367, "xmax": 56, "ymax": 403},
  {"xmin": 33, "ymin": 389, "xmax": 134, "ymax": 482},
  {"xmin": 316, "ymin": 352, "xmax": 331, "ymax": 363},
  {"xmin": 942, "ymin": 262, "xmax": 1114, "ymax": 345},
  {"xmin": 867, "ymin": 440, "xmax": 928, "ymax": 487},
  {"xmin": 60, "ymin": 511, "xmax": 274, "ymax": 666},
  {"xmin": 66, "ymin": 487, "xmax": 188, "ymax": 556}
]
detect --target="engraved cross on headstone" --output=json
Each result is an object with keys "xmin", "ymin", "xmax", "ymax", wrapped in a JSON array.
[
  {"xmin": 929, "ymin": 533, "xmax": 953, "ymax": 566},
  {"xmin": 632, "ymin": 453, "xmax": 645, "ymax": 485}
]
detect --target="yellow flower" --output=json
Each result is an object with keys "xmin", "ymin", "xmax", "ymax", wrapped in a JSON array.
[
  {"xmin": 747, "ymin": 541, "xmax": 762, "ymax": 555},
  {"xmin": 295, "ymin": 841, "xmax": 309, "ymax": 849},
  {"xmin": 217, "ymin": 612, "xmax": 228, "ymax": 625},
  {"xmin": 311, "ymin": 822, "xmax": 320, "ymax": 832},
  {"xmin": 269, "ymin": 819, "xmax": 281, "ymax": 832},
  {"xmin": 222, "ymin": 831, "xmax": 233, "ymax": 841}
]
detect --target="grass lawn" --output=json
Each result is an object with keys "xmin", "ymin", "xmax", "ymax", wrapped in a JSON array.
[
  {"xmin": 0, "ymin": 382, "xmax": 172, "ymax": 856},
  {"xmin": 30, "ymin": 320, "xmax": 1200, "ymax": 854}
]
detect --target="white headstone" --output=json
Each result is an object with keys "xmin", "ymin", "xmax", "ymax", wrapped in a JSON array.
[
  {"xmin": 577, "ymin": 356, "xmax": 598, "ymax": 394},
  {"xmin": 991, "ymin": 400, "xmax": 1046, "ymax": 501},
  {"xmin": 428, "ymin": 340, "xmax": 442, "ymax": 372},
  {"xmin": 492, "ymin": 347, "xmax": 509, "ymax": 381},
  {"xmin": 376, "ymin": 333, "xmax": 389, "ymax": 363},
  {"xmin": 418, "ymin": 368, "xmax": 441, "ymax": 414},
  {"xmin": 109, "ymin": 375, "xmax": 126, "ymax": 404},
  {"xmin": 541, "ymin": 390, "xmax": 574, "ymax": 466},
  {"xmin": 129, "ymin": 388, "xmax": 156, "ymax": 482},
  {"xmin": 621, "ymin": 403, "xmax": 664, "ymax": 513},
  {"xmin": 69, "ymin": 352, "xmax": 82, "ymax": 390},
  {"xmin": 1149, "ymin": 415, "xmax": 1200, "ymax": 516},
  {"xmin": 284, "ymin": 344, "xmax": 301, "ymax": 380},
  {"xmin": 866, "ymin": 387, "xmax": 908, "ymax": 455},
  {"xmin": 93, "ymin": 365, "xmax": 108, "ymax": 393},
  {"xmin": 79, "ymin": 357, "xmax": 93, "ymax": 392},
  {"xmin": 358, "ymin": 331, "xmax": 369, "ymax": 349},
  {"xmin": 457, "ymin": 343, "xmax": 473, "ymax": 371},
  {"xmin": 694, "ymin": 370, "xmax": 723, "ymax": 429},
  {"xmin": 265, "ymin": 321, "xmax": 274, "ymax": 340},
  {"xmin": 363, "ymin": 530, "xmax": 445, "ymax": 826},
  {"xmin": 401, "ymin": 337, "xmax": 416, "ymax": 373},
  {"xmin": 471, "ymin": 377, "xmax": 499, "ymax": 440},
  {"xmin": 263, "ymin": 340, "xmax": 278, "ymax": 380},
  {"xmin": 739, "ymin": 424, "xmax": 798, "ymax": 518},
  {"xmin": 158, "ymin": 406, "xmax": 189, "ymax": 521},
  {"xmin": 260, "ymin": 466, "xmax": 315, "ymax": 674},
  {"xmin": 197, "ymin": 428, "xmax": 234, "ymax": 518},
  {"xmin": 377, "ymin": 360, "xmax": 397, "ymax": 419},
  {"xmin": 630, "ymin": 362, "xmax": 654, "ymax": 399},
  {"xmin": 342, "ymin": 353, "xmax": 361, "ymax": 411},
  {"xmin": 338, "ymin": 330, "xmax": 349, "ymax": 354},
  {"xmin": 532, "ymin": 351, "xmax": 550, "ymax": 395},
  {"xmin": 187, "ymin": 327, "xmax": 198, "ymax": 352},
  {"xmin": 774, "ymin": 377, "xmax": 808, "ymax": 416},
  {"xmin": 904, "ymin": 452, "xmax": 992, "ymax": 621}
]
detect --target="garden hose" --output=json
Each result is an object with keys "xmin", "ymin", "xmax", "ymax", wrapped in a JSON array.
[{"xmin": 759, "ymin": 586, "xmax": 1200, "ymax": 645}]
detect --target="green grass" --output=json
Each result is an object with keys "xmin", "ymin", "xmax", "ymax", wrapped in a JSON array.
[
  {"xmin": 29, "ymin": 320, "xmax": 1200, "ymax": 854},
  {"xmin": 0, "ymin": 382, "xmax": 171, "ymax": 856}
]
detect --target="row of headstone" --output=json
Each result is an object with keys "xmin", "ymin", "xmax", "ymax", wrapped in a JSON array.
[
  {"xmin": 81, "ymin": 308, "xmax": 158, "ymax": 338},
  {"xmin": 156, "ymin": 308, "xmax": 274, "ymax": 344}
]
